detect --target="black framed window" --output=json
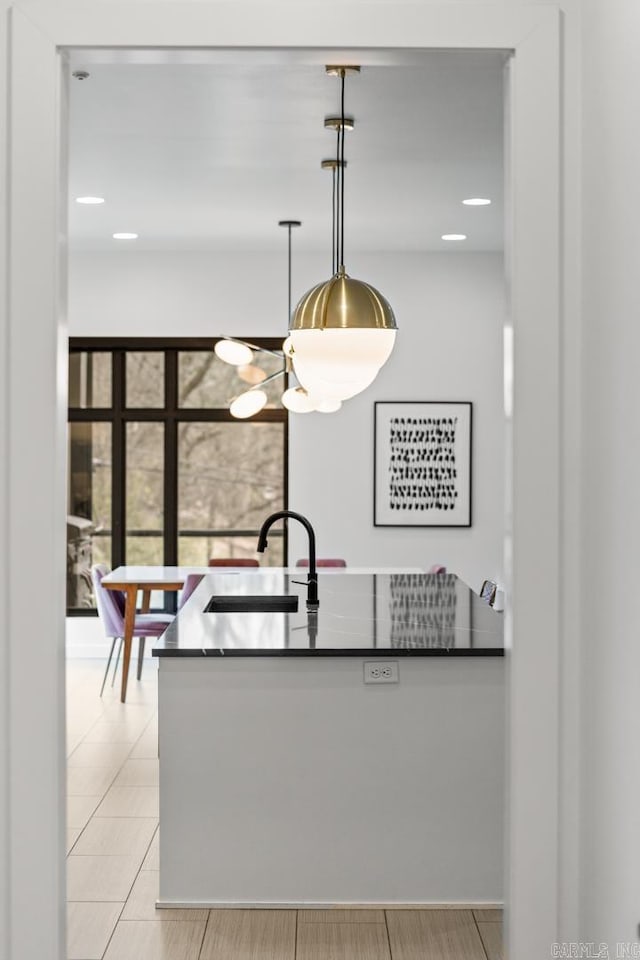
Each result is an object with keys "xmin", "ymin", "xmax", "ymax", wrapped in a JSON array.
[{"xmin": 67, "ymin": 338, "xmax": 288, "ymax": 613}]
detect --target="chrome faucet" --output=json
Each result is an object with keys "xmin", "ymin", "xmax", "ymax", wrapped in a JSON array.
[{"xmin": 256, "ymin": 510, "xmax": 319, "ymax": 608}]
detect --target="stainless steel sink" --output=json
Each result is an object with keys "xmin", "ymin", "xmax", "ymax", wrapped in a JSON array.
[{"xmin": 204, "ymin": 595, "xmax": 299, "ymax": 613}]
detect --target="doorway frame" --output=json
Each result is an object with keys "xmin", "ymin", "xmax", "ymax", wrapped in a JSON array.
[{"xmin": 1, "ymin": 3, "xmax": 570, "ymax": 958}]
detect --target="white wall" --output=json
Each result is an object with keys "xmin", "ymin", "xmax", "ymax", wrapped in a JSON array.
[
  {"xmin": 0, "ymin": 5, "xmax": 9, "ymax": 957},
  {"xmin": 580, "ymin": 0, "xmax": 640, "ymax": 945},
  {"xmin": 69, "ymin": 250, "xmax": 505, "ymax": 591}
]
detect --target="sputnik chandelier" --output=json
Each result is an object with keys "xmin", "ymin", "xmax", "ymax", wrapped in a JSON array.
[
  {"xmin": 216, "ymin": 336, "xmax": 282, "ymax": 420},
  {"xmin": 217, "ymin": 64, "xmax": 397, "ymax": 418},
  {"xmin": 217, "ymin": 221, "xmax": 341, "ymax": 419}
]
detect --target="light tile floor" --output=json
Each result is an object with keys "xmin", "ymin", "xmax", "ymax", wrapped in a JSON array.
[{"xmin": 66, "ymin": 659, "xmax": 503, "ymax": 959}]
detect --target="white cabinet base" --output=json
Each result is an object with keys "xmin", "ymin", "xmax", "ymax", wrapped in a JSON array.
[{"xmin": 158, "ymin": 656, "xmax": 505, "ymax": 907}]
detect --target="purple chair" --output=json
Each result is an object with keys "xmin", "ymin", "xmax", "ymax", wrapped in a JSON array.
[
  {"xmin": 92, "ymin": 564, "xmax": 174, "ymax": 697},
  {"xmin": 179, "ymin": 573, "xmax": 204, "ymax": 607}
]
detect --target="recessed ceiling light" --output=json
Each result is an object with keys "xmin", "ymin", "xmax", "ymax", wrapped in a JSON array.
[
  {"xmin": 462, "ymin": 198, "xmax": 491, "ymax": 206},
  {"xmin": 113, "ymin": 232, "xmax": 138, "ymax": 240},
  {"xmin": 75, "ymin": 196, "xmax": 105, "ymax": 204},
  {"xmin": 441, "ymin": 234, "xmax": 467, "ymax": 241}
]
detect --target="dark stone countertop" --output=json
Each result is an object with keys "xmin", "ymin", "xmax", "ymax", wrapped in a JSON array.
[{"xmin": 152, "ymin": 572, "xmax": 504, "ymax": 658}]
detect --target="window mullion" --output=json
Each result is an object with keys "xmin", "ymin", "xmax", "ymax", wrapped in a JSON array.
[
  {"xmin": 112, "ymin": 349, "xmax": 126, "ymax": 569},
  {"xmin": 164, "ymin": 351, "xmax": 179, "ymax": 612}
]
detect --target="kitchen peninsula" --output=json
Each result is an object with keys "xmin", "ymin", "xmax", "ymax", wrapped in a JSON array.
[{"xmin": 153, "ymin": 571, "xmax": 504, "ymax": 908}]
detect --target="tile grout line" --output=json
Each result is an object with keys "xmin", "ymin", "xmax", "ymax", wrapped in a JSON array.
[
  {"xmin": 96, "ymin": 899, "xmax": 127, "ymax": 960},
  {"xmin": 472, "ymin": 911, "xmax": 492, "ymax": 960},
  {"xmin": 197, "ymin": 906, "xmax": 212, "ymax": 960},
  {"xmin": 383, "ymin": 909, "xmax": 394, "ymax": 960}
]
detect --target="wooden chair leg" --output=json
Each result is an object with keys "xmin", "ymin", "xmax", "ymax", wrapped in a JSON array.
[
  {"xmin": 137, "ymin": 637, "xmax": 146, "ymax": 681},
  {"xmin": 100, "ymin": 637, "xmax": 117, "ymax": 697}
]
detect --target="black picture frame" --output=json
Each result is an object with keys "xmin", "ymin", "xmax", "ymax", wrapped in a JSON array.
[{"xmin": 374, "ymin": 401, "xmax": 472, "ymax": 527}]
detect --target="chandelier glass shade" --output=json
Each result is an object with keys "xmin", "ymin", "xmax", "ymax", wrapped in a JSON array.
[
  {"xmin": 214, "ymin": 338, "xmax": 253, "ymax": 366},
  {"xmin": 281, "ymin": 386, "xmax": 316, "ymax": 413},
  {"xmin": 237, "ymin": 363, "xmax": 267, "ymax": 385},
  {"xmin": 229, "ymin": 388, "xmax": 268, "ymax": 419}
]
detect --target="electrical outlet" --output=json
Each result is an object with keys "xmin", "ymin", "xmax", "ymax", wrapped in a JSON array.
[{"xmin": 364, "ymin": 661, "xmax": 399, "ymax": 684}]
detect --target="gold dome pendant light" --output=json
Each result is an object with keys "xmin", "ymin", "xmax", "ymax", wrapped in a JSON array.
[{"xmin": 290, "ymin": 66, "xmax": 397, "ymax": 402}]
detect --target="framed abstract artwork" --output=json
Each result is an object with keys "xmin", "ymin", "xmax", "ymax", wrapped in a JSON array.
[{"xmin": 374, "ymin": 401, "xmax": 472, "ymax": 527}]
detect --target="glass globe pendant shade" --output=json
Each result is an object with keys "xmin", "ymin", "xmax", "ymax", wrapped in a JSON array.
[
  {"xmin": 293, "ymin": 353, "xmax": 377, "ymax": 402},
  {"xmin": 281, "ymin": 386, "xmax": 316, "ymax": 414},
  {"xmin": 215, "ymin": 339, "xmax": 253, "ymax": 366},
  {"xmin": 229, "ymin": 389, "xmax": 267, "ymax": 419},
  {"xmin": 290, "ymin": 328, "xmax": 396, "ymax": 400},
  {"xmin": 289, "ymin": 267, "xmax": 397, "ymax": 400}
]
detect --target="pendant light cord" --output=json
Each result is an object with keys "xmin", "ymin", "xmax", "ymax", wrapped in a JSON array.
[
  {"xmin": 339, "ymin": 70, "xmax": 345, "ymax": 270},
  {"xmin": 287, "ymin": 223, "xmax": 292, "ymax": 320},
  {"xmin": 279, "ymin": 218, "xmax": 300, "ymax": 330},
  {"xmin": 332, "ymin": 157, "xmax": 337, "ymax": 275}
]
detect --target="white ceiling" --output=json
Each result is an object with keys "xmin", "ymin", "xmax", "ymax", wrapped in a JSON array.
[{"xmin": 68, "ymin": 49, "xmax": 505, "ymax": 254}]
